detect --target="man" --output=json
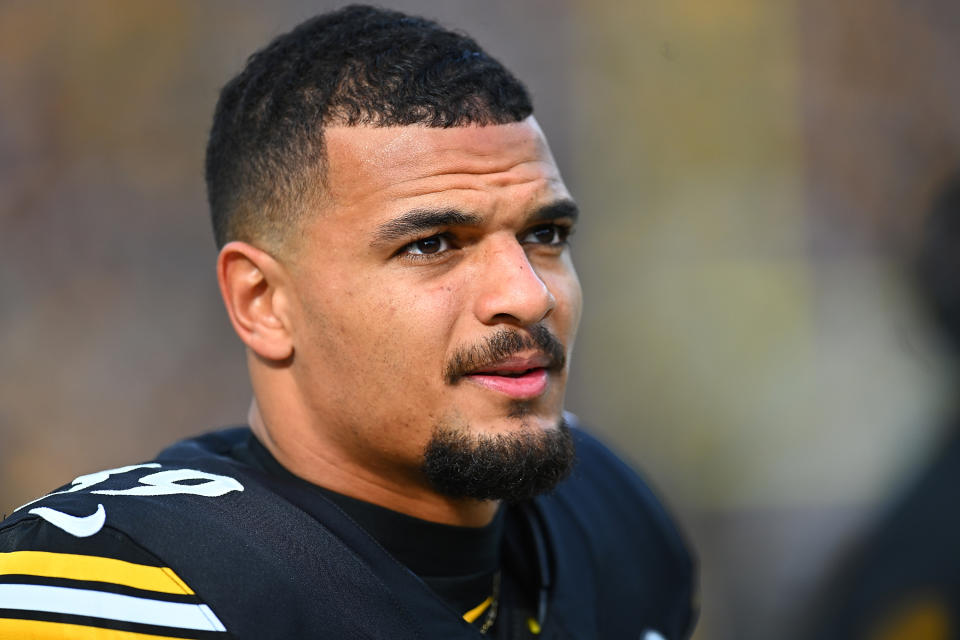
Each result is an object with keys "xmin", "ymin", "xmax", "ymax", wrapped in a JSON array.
[{"xmin": 0, "ymin": 6, "xmax": 695, "ymax": 639}]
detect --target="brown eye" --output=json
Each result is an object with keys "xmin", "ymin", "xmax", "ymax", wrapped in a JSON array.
[
  {"xmin": 522, "ymin": 224, "xmax": 566, "ymax": 245},
  {"xmin": 405, "ymin": 234, "xmax": 450, "ymax": 255}
]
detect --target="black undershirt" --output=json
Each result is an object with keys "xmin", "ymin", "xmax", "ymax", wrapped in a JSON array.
[{"xmin": 229, "ymin": 434, "xmax": 503, "ymax": 621}]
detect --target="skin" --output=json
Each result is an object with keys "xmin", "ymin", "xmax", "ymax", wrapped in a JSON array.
[{"xmin": 217, "ymin": 116, "xmax": 582, "ymax": 527}]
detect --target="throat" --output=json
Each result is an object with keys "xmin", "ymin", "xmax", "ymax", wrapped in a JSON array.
[
  {"xmin": 237, "ymin": 432, "xmax": 506, "ymax": 616},
  {"xmin": 321, "ymin": 488, "xmax": 506, "ymax": 615}
]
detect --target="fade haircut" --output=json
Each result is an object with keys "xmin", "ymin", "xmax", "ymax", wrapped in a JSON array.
[{"xmin": 205, "ymin": 4, "xmax": 534, "ymax": 250}]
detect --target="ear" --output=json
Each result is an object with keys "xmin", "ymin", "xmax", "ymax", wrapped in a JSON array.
[{"xmin": 217, "ymin": 241, "xmax": 294, "ymax": 361}]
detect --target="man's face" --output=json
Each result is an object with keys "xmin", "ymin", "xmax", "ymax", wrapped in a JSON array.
[{"xmin": 283, "ymin": 117, "xmax": 582, "ymax": 493}]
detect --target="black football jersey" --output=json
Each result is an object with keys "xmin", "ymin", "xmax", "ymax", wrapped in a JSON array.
[{"xmin": 0, "ymin": 423, "xmax": 696, "ymax": 639}]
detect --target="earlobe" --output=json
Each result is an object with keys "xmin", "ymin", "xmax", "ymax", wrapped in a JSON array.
[{"xmin": 217, "ymin": 242, "xmax": 294, "ymax": 362}]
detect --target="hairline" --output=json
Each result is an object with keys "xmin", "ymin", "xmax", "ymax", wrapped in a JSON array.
[{"xmin": 236, "ymin": 117, "xmax": 539, "ymax": 258}]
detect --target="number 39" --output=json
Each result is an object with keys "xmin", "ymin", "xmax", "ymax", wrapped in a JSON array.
[{"xmin": 16, "ymin": 464, "xmax": 243, "ymax": 512}]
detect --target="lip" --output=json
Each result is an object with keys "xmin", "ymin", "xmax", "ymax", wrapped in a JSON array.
[{"xmin": 463, "ymin": 355, "xmax": 552, "ymax": 399}]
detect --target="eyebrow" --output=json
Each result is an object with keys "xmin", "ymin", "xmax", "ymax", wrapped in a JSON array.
[
  {"xmin": 371, "ymin": 209, "xmax": 483, "ymax": 247},
  {"xmin": 528, "ymin": 199, "xmax": 579, "ymax": 224},
  {"xmin": 370, "ymin": 198, "xmax": 579, "ymax": 247}
]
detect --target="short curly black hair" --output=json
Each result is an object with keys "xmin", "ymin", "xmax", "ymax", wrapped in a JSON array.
[{"xmin": 205, "ymin": 5, "xmax": 533, "ymax": 250}]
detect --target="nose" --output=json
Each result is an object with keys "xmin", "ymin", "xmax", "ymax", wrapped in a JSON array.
[{"xmin": 472, "ymin": 237, "xmax": 556, "ymax": 327}]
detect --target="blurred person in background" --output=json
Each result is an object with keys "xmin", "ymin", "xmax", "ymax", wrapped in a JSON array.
[
  {"xmin": 810, "ymin": 174, "xmax": 960, "ymax": 640},
  {"xmin": 0, "ymin": 6, "xmax": 695, "ymax": 639}
]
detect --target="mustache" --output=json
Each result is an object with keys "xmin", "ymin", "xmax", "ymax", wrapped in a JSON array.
[{"xmin": 444, "ymin": 325, "xmax": 566, "ymax": 384}]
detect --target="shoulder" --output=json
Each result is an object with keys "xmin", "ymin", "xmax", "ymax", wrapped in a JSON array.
[
  {"xmin": 2, "ymin": 428, "xmax": 250, "ymax": 542},
  {"xmin": 0, "ymin": 428, "xmax": 429, "ymax": 639},
  {"xmin": 0, "ymin": 432, "xmax": 249, "ymax": 638},
  {"xmin": 1, "ymin": 427, "xmax": 250, "ymax": 541}
]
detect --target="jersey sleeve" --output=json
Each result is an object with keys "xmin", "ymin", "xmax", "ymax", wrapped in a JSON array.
[{"xmin": 0, "ymin": 513, "xmax": 230, "ymax": 639}]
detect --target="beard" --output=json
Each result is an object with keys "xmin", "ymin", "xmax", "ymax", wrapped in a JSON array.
[{"xmin": 421, "ymin": 417, "xmax": 576, "ymax": 502}]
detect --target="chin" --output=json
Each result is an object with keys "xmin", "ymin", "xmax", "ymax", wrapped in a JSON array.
[{"xmin": 421, "ymin": 414, "xmax": 576, "ymax": 502}]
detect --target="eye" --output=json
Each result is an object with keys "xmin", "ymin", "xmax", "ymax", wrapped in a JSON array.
[
  {"xmin": 403, "ymin": 234, "xmax": 451, "ymax": 256},
  {"xmin": 521, "ymin": 224, "xmax": 569, "ymax": 246}
]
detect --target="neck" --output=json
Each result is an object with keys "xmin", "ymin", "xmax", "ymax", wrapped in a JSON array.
[{"xmin": 247, "ymin": 399, "xmax": 500, "ymax": 527}]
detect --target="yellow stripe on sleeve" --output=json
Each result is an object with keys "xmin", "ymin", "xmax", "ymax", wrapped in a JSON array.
[
  {"xmin": 0, "ymin": 551, "xmax": 193, "ymax": 595},
  {"xmin": 0, "ymin": 618, "xmax": 194, "ymax": 640}
]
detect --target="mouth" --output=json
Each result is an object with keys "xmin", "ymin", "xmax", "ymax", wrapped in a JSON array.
[{"xmin": 463, "ymin": 356, "xmax": 551, "ymax": 399}]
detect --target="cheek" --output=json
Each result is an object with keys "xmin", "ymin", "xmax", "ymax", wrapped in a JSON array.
[
  {"xmin": 390, "ymin": 281, "xmax": 462, "ymax": 343},
  {"xmin": 349, "ymin": 278, "xmax": 463, "ymax": 375},
  {"xmin": 548, "ymin": 265, "xmax": 583, "ymax": 338}
]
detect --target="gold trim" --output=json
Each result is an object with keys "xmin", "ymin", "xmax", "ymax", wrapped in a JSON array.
[
  {"xmin": 462, "ymin": 595, "xmax": 492, "ymax": 623},
  {"xmin": 0, "ymin": 618, "xmax": 194, "ymax": 639},
  {"xmin": 0, "ymin": 551, "xmax": 194, "ymax": 595}
]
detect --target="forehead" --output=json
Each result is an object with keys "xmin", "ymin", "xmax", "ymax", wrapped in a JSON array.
[{"xmin": 320, "ymin": 117, "xmax": 568, "ymax": 214}]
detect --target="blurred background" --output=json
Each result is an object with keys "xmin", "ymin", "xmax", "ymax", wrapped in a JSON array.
[{"xmin": 3, "ymin": 1, "xmax": 960, "ymax": 638}]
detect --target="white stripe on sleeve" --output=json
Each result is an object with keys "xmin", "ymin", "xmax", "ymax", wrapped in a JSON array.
[{"xmin": 0, "ymin": 584, "xmax": 226, "ymax": 632}]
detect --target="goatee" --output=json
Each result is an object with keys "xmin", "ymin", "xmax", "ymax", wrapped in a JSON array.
[{"xmin": 421, "ymin": 418, "xmax": 576, "ymax": 502}]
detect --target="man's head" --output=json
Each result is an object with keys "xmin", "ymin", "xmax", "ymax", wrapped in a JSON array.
[
  {"xmin": 209, "ymin": 6, "xmax": 582, "ymax": 520},
  {"xmin": 206, "ymin": 4, "xmax": 532, "ymax": 252}
]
